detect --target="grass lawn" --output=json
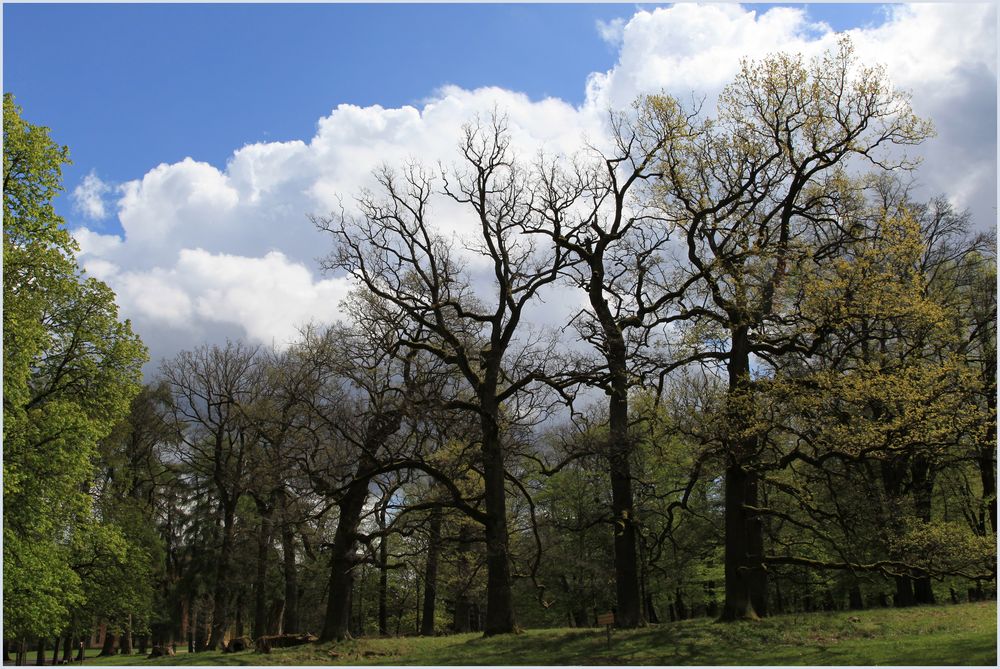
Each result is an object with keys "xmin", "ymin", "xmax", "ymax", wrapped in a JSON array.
[{"xmin": 86, "ymin": 600, "xmax": 996, "ymax": 666}]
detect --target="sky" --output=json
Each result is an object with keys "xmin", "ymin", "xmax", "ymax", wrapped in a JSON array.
[{"xmin": 4, "ymin": 3, "xmax": 997, "ymax": 371}]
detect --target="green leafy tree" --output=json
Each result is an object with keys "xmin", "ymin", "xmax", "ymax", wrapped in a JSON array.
[
  {"xmin": 3, "ymin": 93, "xmax": 147, "ymax": 642},
  {"xmin": 648, "ymin": 38, "xmax": 932, "ymax": 620}
]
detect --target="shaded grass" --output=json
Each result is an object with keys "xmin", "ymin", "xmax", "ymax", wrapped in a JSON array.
[{"xmin": 87, "ymin": 600, "xmax": 996, "ymax": 666}]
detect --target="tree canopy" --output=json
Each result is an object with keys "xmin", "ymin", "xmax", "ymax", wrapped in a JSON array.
[{"xmin": 3, "ymin": 93, "xmax": 148, "ymax": 644}]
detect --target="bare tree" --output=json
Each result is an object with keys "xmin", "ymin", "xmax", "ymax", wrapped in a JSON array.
[
  {"xmin": 160, "ymin": 341, "xmax": 263, "ymax": 649},
  {"xmin": 316, "ymin": 115, "xmax": 572, "ymax": 635},
  {"xmin": 524, "ymin": 103, "xmax": 718, "ymax": 627}
]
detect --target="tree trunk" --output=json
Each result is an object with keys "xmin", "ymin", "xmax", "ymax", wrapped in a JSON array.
[
  {"xmin": 320, "ymin": 411, "xmax": 403, "ymax": 642},
  {"xmin": 608, "ymin": 415, "xmax": 642, "ymax": 629},
  {"xmin": 377, "ymin": 535, "xmax": 389, "ymax": 636},
  {"xmin": 675, "ymin": 588, "xmax": 688, "ymax": 620},
  {"xmin": 52, "ymin": 637, "xmax": 62, "ymax": 664},
  {"xmin": 35, "ymin": 637, "xmax": 46, "ymax": 666},
  {"xmin": 188, "ymin": 600, "xmax": 196, "ymax": 654},
  {"xmin": 894, "ymin": 575, "xmax": 915, "ymax": 607},
  {"xmin": 773, "ymin": 580, "xmax": 785, "ymax": 615},
  {"xmin": 98, "ymin": 631, "xmax": 115, "ymax": 657},
  {"xmin": 480, "ymin": 405, "xmax": 516, "ymax": 636},
  {"xmin": 849, "ymin": 584, "xmax": 864, "ymax": 610},
  {"xmin": 979, "ymin": 367, "xmax": 997, "ymax": 533},
  {"xmin": 120, "ymin": 616, "xmax": 133, "ymax": 654},
  {"xmin": 253, "ymin": 502, "xmax": 273, "ymax": 641},
  {"xmin": 911, "ymin": 456, "xmax": 936, "ymax": 605},
  {"xmin": 207, "ymin": 501, "xmax": 237, "ymax": 650},
  {"xmin": 319, "ymin": 469, "xmax": 370, "ymax": 642},
  {"xmin": 644, "ymin": 592, "xmax": 660, "ymax": 624},
  {"xmin": 352, "ymin": 570, "xmax": 364, "ymax": 638},
  {"xmin": 453, "ymin": 598, "xmax": 473, "ymax": 633},
  {"xmin": 194, "ymin": 603, "xmax": 209, "ymax": 652},
  {"xmin": 280, "ymin": 490, "xmax": 299, "ymax": 634},
  {"xmin": 720, "ymin": 328, "xmax": 765, "ymax": 621},
  {"xmin": 266, "ymin": 600, "xmax": 285, "ymax": 636},
  {"xmin": 234, "ymin": 591, "xmax": 244, "ymax": 638},
  {"xmin": 414, "ymin": 575, "xmax": 422, "ymax": 635},
  {"xmin": 420, "ymin": 511, "xmax": 441, "ymax": 636},
  {"xmin": 979, "ymin": 441, "xmax": 997, "ymax": 535},
  {"xmin": 721, "ymin": 463, "xmax": 759, "ymax": 620},
  {"xmin": 590, "ymin": 271, "xmax": 643, "ymax": 630},
  {"xmin": 706, "ymin": 580, "xmax": 719, "ymax": 618}
]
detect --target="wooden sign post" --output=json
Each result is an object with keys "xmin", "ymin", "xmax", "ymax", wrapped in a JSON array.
[{"xmin": 597, "ymin": 612, "xmax": 615, "ymax": 647}]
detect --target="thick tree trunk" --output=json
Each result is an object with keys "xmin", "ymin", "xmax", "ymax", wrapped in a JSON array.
[
  {"xmin": 319, "ymin": 471, "xmax": 370, "ymax": 642},
  {"xmin": 721, "ymin": 462, "xmax": 764, "ymax": 620},
  {"xmin": 52, "ymin": 637, "xmax": 61, "ymax": 664},
  {"xmin": 280, "ymin": 491, "xmax": 299, "ymax": 634},
  {"xmin": 881, "ymin": 456, "xmax": 918, "ymax": 609},
  {"xmin": 609, "ymin": 384, "xmax": 642, "ymax": 629},
  {"xmin": 120, "ymin": 616, "xmax": 133, "ymax": 655},
  {"xmin": 480, "ymin": 406, "xmax": 516, "ymax": 636},
  {"xmin": 207, "ymin": 502, "xmax": 237, "ymax": 650},
  {"xmin": 420, "ymin": 511, "xmax": 441, "ymax": 636},
  {"xmin": 720, "ymin": 328, "xmax": 765, "ymax": 621},
  {"xmin": 98, "ymin": 632, "xmax": 115, "ymax": 657},
  {"xmin": 320, "ymin": 412, "xmax": 402, "ymax": 642},
  {"xmin": 35, "ymin": 637, "xmax": 46, "ymax": 666},
  {"xmin": 590, "ymin": 273, "xmax": 643, "ymax": 630}
]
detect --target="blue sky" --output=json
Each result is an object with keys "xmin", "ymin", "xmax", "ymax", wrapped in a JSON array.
[
  {"xmin": 6, "ymin": 3, "xmax": 890, "ymax": 229},
  {"xmin": 3, "ymin": 3, "xmax": 993, "ymax": 366}
]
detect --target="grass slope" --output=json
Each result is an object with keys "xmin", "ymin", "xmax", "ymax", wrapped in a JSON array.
[{"xmin": 89, "ymin": 600, "xmax": 996, "ymax": 666}]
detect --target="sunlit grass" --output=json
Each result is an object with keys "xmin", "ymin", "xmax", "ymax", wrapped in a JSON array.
[{"xmin": 87, "ymin": 600, "xmax": 996, "ymax": 666}]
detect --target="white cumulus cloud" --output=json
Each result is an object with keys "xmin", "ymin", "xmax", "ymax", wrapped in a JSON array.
[
  {"xmin": 71, "ymin": 3, "xmax": 996, "ymax": 368},
  {"xmin": 72, "ymin": 171, "xmax": 112, "ymax": 220},
  {"xmin": 596, "ymin": 17, "xmax": 626, "ymax": 46}
]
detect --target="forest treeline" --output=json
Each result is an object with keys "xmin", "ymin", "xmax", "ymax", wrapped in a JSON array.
[{"xmin": 3, "ymin": 40, "xmax": 996, "ymax": 663}]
